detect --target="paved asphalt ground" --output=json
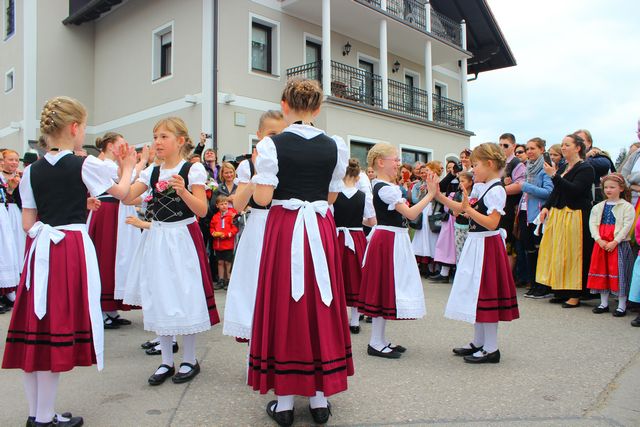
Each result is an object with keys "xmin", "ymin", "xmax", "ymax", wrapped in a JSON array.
[{"xmin": 1, "ymin": 278, "xmax": 639, "ymax": 426}]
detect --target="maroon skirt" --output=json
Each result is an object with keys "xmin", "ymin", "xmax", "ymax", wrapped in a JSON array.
[
  {"xmin": 337, "ymin": 230, "xmax": 366, "ymax": 306},
  {"xmin": 476, "ymin": 235, "xmax": 519, "ymax": 322},
  {"xmin": 357, "ymin": 229, "xmax": 403, "ymax": 320},
  {"xmin": 248, "ymin": 206, "xmax": 354, "ymax": 397},
  {"xmin": 87, "ymin": 201, "xmax": 131, "ymax": 312},
  {"xmin": 3, "ymin": 232, "xmax": 96, "ymax": 372},
  {"xmin": 187, "ymin": 221, "xmax": 220, "ymax": 326}
]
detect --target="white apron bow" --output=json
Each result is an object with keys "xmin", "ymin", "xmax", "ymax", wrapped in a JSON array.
[
  {"xmin": 336, "ymin": 227, "xmax": 363, "ymax": 253},
  {"xmin": 272, "ymin": 199, "xmax": 333, "ymax": 306},
  {"xmin": 24, "ymin": 222, "xmax": 66, "ymax": 319}
]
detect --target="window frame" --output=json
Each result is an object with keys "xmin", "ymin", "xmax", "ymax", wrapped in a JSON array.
[
  {"xmin": 399, "ymin": 144, "xmax": 433, "ymax": 165},
  {"xmin": 248, "ymin": 14, "xmax": 280, "ymax": 80},
  {"xmin": 251, "ymin": 21, "xmax": 272, "ymax": 74},
  {"xmin": 151, "ymin": 21, "xmax": 174, "ymax": 84},
  {"xmin": 4, "ymin": 67, "xmax": 14, "ymax": 93},
  {"xmin": 3, "ymin": 0, "xmax": 15, "ymax": 41}
]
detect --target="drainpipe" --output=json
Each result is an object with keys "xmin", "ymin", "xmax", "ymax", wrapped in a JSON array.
[{"xmin": 213, "ymin": 0, "xmax": 219, "ymax": 152}]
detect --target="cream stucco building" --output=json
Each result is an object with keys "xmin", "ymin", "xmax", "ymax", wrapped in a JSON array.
[{"xmin": 1, "ymin": 0, "xmax": 515, "ymax": 166}]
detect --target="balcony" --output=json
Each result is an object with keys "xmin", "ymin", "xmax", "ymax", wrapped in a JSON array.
[
  {"xmin": 287, "ymin": 61, "xmax": 464, "ymax": 130},
  {"xmin": 355, "ymin": 0, "xmax": 462, "ymax": 48}
]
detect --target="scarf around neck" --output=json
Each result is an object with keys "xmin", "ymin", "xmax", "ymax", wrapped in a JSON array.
[{"xmin": 526, "ymin": 156, "xmax": 544, "ymax": 184}]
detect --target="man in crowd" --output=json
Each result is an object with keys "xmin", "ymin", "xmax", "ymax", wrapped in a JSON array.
[{"xmin": 575, "ymin": 129, "xmax": 615, "ymax": 202}]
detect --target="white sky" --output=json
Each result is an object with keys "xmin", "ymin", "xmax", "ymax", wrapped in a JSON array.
[{"xmin": 468, "ymin": 0, "xmax": 640, "ymax": 161}]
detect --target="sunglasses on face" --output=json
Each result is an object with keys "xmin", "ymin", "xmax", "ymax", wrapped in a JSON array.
[
  {"xmin": 501, "ymin": 143, "xmax": 511, "ymax": 149},
  {"xmin": 515, "ymin": 150, "xmax": 525, "ymax": 155}
]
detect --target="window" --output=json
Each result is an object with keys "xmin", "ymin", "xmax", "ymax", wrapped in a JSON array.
[
  {"xmin": 305, "ymin": 40, "xmax": 321, "ymax": 65},
  {"xmin": 434, "ymin": 82, "xmax": 447, "ymax": 120},
  {"xmin": 4, "ymin": 68, "xmax": 13, "ymax": 93},
  {"xmin": 251, "ymin": 22, "xmax": 272, "ymax": 73},
  {"xmin": 4, "ymin": 0, "xmax": 14, "ymax": 40},
  {"xmin": 152, "ymin": 23, "xmax": 173, "ymax": 81},
  {"xmin": 350, "ymin": 140, "xmax": 374, "ymax": 169},
  {"xmin": 401, "ymin": 148, "xmax": 430, "ymax": 165}
]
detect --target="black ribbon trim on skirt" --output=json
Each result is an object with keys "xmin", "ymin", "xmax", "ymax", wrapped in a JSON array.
[
  {"xmin": 476, "ymin": 304, "xmax": 519, "ymax": 311},
  {"xmin": 249, "ymin": 363, "xmax": 349, "ymax": 376},
  {"xmin": 6, "ymin": 337, "xmax": 92, "ymax": 347},
  {"xmin": 7, "ymin": 330, "xmax": 91, "ymax": 337},
  {"xmin": 249, "ymin": 352, "xmax": 352, "ymax": 366}
]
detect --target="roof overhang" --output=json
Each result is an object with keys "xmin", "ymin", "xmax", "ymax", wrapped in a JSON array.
[
  {"xmin": 62, "ymin": 0, "xmax": 123, "ymax": 25},
  {"xmin": 430, "ymin": 0, "xmax": 516, "ymax": 75}
]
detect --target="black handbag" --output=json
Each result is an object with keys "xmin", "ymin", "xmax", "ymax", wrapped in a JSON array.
[
  {"xmin": 427, "ymin": 202, "xmax": 449, "ymax": 233},
  {"xmin": 408, "ymin": 212, "xmax": 423, "ymax": 230}
]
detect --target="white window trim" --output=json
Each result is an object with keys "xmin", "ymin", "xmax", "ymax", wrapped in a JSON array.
[
  {"xmin": 403, "ymin": 68, "xmax": 421, "ymax": 89},
  {"xmin": 399, "ymin": 144, "xmax": 433, "ymax": 162},
  {"xmin": 302, "ymin": 32, "xmax": 322, "ymax": 65},
  {"xmin": 249, "ymin": 13, "xmax": 281, "ymax": 80},
  {"xmin": 3, "ymin": 0, "xmax": 16, "ymax": 42},
  {"xmin": 4, "ymin": 67, "xmax": 14, "ymax": 93},
  {"xmin": 151, "ymin": 21, "xmax": 174, "ymax": 84},
  {"xmin": 356, "ymin": 52, "xmax": 380, "ymax": 75},
  {"xmin": 434, "ymin": 80, "xmax": 448, "ymax": 97}
]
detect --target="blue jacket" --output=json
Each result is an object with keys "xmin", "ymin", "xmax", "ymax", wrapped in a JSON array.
[{"xmin": 520, "ymin": 169, "xmax": 554, "ymax": 223}]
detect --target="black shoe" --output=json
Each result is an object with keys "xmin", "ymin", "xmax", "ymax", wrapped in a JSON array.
[
  {"xmin": 172, "ymin": 361, "xmax": 201, "ymax": 384},
  {"xmin": 562, "ymin": 301, "xmax": 581, "ymax": 308},
  {"xmin": 430, "ymin": 274, "xmax": 450, "ymax": 283},
  {"xmin": 145, "ymin": 342, "xmax": 179, "ymax": 355},
  {"xmin": 463, "ymin": 349, "xmax": 501, "ymax": 364},
  {"xmin": 452, "ymin": 343, "xmax": 483, "ymax": 356},
  {"xmin": 0, "ymin": 304, "xmax": 9, "ymax": 314},
  {"xmin": 148, "ymin": 364, "xmax": 175, "ymax": 385},
  {"xmin": 549, "ymin": 297, "xmax": 566, "ymax": 304},
  {"xmin": 141, "ymin": 340, "xmax": 159, "ymax": 350},
  {"xmin": 592, "ymin": 305, "xmax": 610, "ymax": 314},
  {"xmin": 103, "ymin": 315, "xmax": 120, "ymax": 329},
  {"xmin": 349, "ymin": 325, "xmax": 360, "ymax": 334},
  {"xmin": 266, "ymin": 400, "xmax": 294, "ymax": 427},
  {"xmin": 524, "ymin": 286, "xmax": 536, "ymax": 298},
  {"xmin": 0, "ymin": 295, "xmax": 14, "ymax": 307},
  {"xmin": 365, "ymin": 316, "xmax": 373, "ymax": 323},
  {"xmin": 214, "ymin": 279, "xmax": 225, "ymax": 290},
  {"xmin": 631, "ymin": 315, "xmax": 640, "ymax": 327},
  {"xmin": 427, "ymin": 271, "xmax": 441, "ymax": 279},
  {"xmin": 387, "ymin": 343, "xmax": 406, "ymax": 353},
  {"xmin": 309, "ymin": 402, "xmax": 331, "ymax": 424},
  {"xmin": 530, "ymin": 288, "xmax": 553, "ymax": 299},
  {"xmin": 111, "ymin": 314, "xmax": 131, "ymax": 325},
  {"xmin": 33, "ymin": 414, "xmax": 83, "ymax": 427},
  {"xmin": 359, "ymin": 314, "xmax": 364, "ymax": 321},
  {"xmin": 613, "ymin": 308, "xmax": 627, "ymax": 317},
  {"xmin": 223, "ymin": 279, "xmax": 229, "ymax": 290},
  {"xmin": 28, "ymin": 413, "xmax": 73, "ymax": 427},
  {"xmin": 367, "ymin": 344, "xmax": 402, "ymax": 359}
]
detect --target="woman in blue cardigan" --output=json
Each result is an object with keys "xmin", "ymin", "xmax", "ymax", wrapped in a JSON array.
[{"xmin": 518, "ymin": 137, "xmax": 554, "ymax": 298}]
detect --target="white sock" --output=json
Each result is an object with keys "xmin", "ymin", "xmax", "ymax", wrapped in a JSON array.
[
  {"xmin": 349, "ymin": 307, "xmax": 359, "ymax": 327},
  {"xmin": 481, "ymin": 322, "xmax": 498, "ymax": 353},
  {"xmin": 23, "ymin": 372, "xmax": 37, "ymax": 418},
  {"xmin": 275, "ymin": 395, "xmax": 294, "ymax": 412},
  {"xmin": 471, "ymin": 322, "xmax": 485, "ymax": 348},
  {"xmin": 155, "ymin": 336, "xmax": 175, "ymax": 375},
  {"xmin": 440, "ymin": 266, "xmax": 450, "ymax": 276},
  {"xmin": 180, "ymin": 334, "xmax": 197, "ymax": 373},
  {"xmin": 309, "ymin": 391, "xmax": 328, "ymax": 409},
  {"xmin": 6, "ymin": 291, "xmax": 15, "ymax": 302},
  {"xmin": 369, "ymin": 317, "xmax": 391, "ymax": 352},
  {"xmin": 600, "ymin": 291, "xmax": 610, "ymax": 308},
  {"xmin": 618, "ymin": 296, "xmax": 628, "ymax": 311},
  {"xmin": 35, "ymin": 371, "xmax": 60, "ymax": 423}
]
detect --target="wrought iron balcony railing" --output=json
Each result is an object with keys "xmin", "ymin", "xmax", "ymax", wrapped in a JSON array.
[
  {"xmin": 430, "ymin": 8, "xmax": 462, "ymax": 47},
  {"xmin": 386, "ymin": 0, "xmax": 427, "ymax": 33},
  {"xmin": 286, "ymin": 61, "xmax": 465, "ymax": 130}
]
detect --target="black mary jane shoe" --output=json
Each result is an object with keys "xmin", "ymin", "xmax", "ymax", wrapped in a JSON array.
[
  {"xmin": 359, "ymin": 314, "xmax": 365, "ymax": 321},
  {"xmin": 28, "ymin": 413, "xmax": 73, "ymax": 427},
  {"xmin": 266, "ymin": 400, "xmax": 294, "ymax": 427},
  {"xmin": 613, "ymin": 308, "xmax": 627, "ymax": 318},
  {"xmin": 309, "ymin": 402, "xmax": 332, "ymax": 425},
  {"xmin": 592, "ymin": 305, "xmax": 610, "ymax": 314},
  {"xmin": 172, "ymin": 361, "xmax": 201, "ymax": 384},
  {"xmin": 365, "ymin": 316, "xmax": 373, "ymax": 323},
  {"xmin": 562, "ymin": 301, "xmax": 581, "ymax": 309},
  {"xmin": 148, "ymin": 364, "xmax": 175, "ymax": 386},
  {"xmin": 349, "ymin": 325, "xmax": 360, "ymax": 334},
  {"xmin": 549, "ymin": 297, "xmax": 567, "ymax": 304},
  {"xmin": 33, "ymin": 414, "xmax": 83, "ymax": 427},
  {"xmin": 452, "ymin": 343, "xmax": 483, "ymax": 357},
  {"xmin": 145, "ymin": 341, "xmax": 179, "ymax": 355},
  {"xmin": 631, "ymin": 315, "xmax": 640, "ymax": 327},
  {"xmin": 367, "ymin": 344, "xmax": 402, "ymax": 359},
  {"xmin": 103, "ymin": 315, "xmax": 120, "ymax": 330},
  {"xmin": 388, "ymin": 343, "xmax": 406, "ymax": 353},
  {"xmin": 141, "ymin": 340, "xmax": 159, "ymax": 350},
  {"xmin": 463, "ymin": 349, "xmax": 501, "ymax": 364},
  {"xmin": 0, "ymin": 295, "xmax": 14, "ymax": 307},
  {"xmin": 112, "ymin": 314, "xmax": 132, "ymax": 325}
]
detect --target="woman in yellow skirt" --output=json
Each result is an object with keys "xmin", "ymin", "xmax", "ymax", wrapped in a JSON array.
[{"xmin": 537, "ymin": 133, "xmax": 595, "ymax": 308}]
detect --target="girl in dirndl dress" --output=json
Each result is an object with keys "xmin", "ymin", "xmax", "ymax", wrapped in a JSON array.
[
  {"xmin": 434, "ymin": 143, "xmax": 519, "ymax": 364},
  {"xmin": 248, "ymin": 78, "xmax": 350, "ymax": 427},
  {"xmin": 87, "ymin": 132, "xmax": 148, "ymax": 329},
  {"xmin": 587, "ymin": 173, "xmax": 635, "ymax": 316},
  {"xmin": 0, "ymin": 151, "xmax": 20, "ymax": 309},
  {"xmin": 358, "ymin": 143, "xmax": 434, "ymax": 360},
  {"xmin": 333, "ymin": 158, "xmax": 376, "ymax": 334},
  {"xmin": 2, "ymin": 96, "xmax": 138, "ymax": 426},
  {"xmin": 411, "ymin": 164, "xmax": 440, "ymax": 276},
  {"xmin": 123, "ymin": 117, "xmax": 220, "ymax": 386},
  {"xmin": 223, "ymin": 110, "xmax": 286, "ymax": 341}
]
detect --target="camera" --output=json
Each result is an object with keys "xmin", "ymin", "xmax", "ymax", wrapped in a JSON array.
[
  {"xmin": 452, "ymin": 162, "xmax": 463, "ymax": 173},
  {"xmin": 235, "ymin": 153, "xmax": 252, "ymax": 163},
  {"xmin": 204, "ymin": 133, "xmax": 212, "ymax": 139}
]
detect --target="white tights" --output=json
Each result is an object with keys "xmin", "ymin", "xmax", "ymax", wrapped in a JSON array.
[{"xmin": 23, "ymin": 371, "xmax": 61, "ymax": 423}]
